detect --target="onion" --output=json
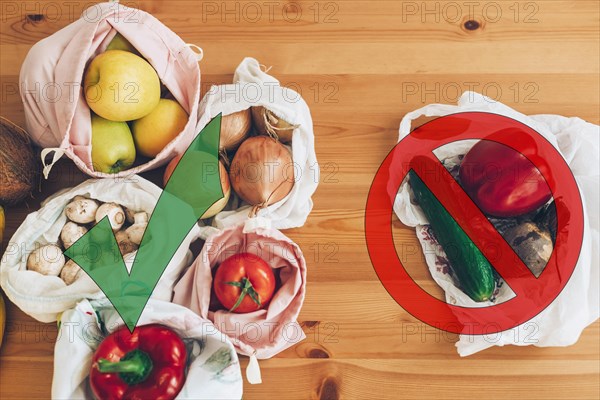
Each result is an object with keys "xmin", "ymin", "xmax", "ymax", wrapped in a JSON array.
[
  {"xmin": 220, "ymin": 109, "xmax": 252, "ymax": 152},
  {"xmin": 164, "ymin": 155, "xmax": 231, "ymax": 219},
  {"xmin": 251, "ymin": 106, "xmax": 298, "ymax": 143},
  {"xmin": 230, "ymin": 136, "xmax": 294, "ymax": 207},
  {"xmin": 0, "ymin": 117, "xmax": 37, "ymax": 206}
]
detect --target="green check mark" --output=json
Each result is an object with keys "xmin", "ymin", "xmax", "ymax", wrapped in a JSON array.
[{"xmin": 65, "ymin": 115, "xmax": 224, "ymax": 332}]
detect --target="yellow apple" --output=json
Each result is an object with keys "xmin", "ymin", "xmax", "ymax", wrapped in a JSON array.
[
  {"xmin": 132, "ymin": 99, "xmax": 188, "ymax": 157},
  {"xmin": 91, "ymin": 114, "xmax": 136, "ymax": 173},
  {"xmin": 106, "ymin": 33, "xmax": 138, "ymax": 54},
  {"xmin": 84, "ymin": 50, "xmax": 160, "ymax": 122}
]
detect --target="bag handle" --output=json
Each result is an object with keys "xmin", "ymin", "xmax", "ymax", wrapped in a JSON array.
[
  {"xmin": 185, "ymin": 44, "xmax": 204, "ymax": 62},
  {"xmin": 398, "ymin": 103, "xmax": 460, "ymax": 140},
  {"xmin": 246, "ymin": 352, "xmax": 262, "ymax": 384},
  {"xmin": 398, "ymin": 92, "xmax": 502, "ymax": 140},
  {"xmin": 40, "ymin": 148, "xmax": 66, "ymax": 179},
  {"xmin": 224, "ymin": 334, "xmax": 263, "ymax": 385}
]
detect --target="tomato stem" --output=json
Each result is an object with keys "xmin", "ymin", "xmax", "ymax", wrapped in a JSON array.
[{"xmin": 226, "ymin": 277, "xmax": 261, "ymax": 312}]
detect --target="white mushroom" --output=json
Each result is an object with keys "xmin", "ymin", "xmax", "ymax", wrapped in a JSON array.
[
  {"xmin": 125, "ymin": 212, "xmax": 148, "ymax": 245},
  {"xmin": 124, "ymin": 207, "xmax": 137, "ymax": 224},
  {"xmin": 27, "ymin": 244, "xmax": 65, "ymax": 276},
  {"xmin": 60, "ymin": 259, "xmax": 83, "ymax": 285},
  {"xmin": 95, "ymin": 203, "xmax": 126, "ymax": 231},
  {"xmin": 115, "ymin": 230, "xmax": 139, "ymax": 255},
  {"xmin": 60, "ymin": 221, "xmax": 88, "ymax": 249},
  {"xmin": 65, "ymin": 196, "xmax": 99, "ymax": 224}
]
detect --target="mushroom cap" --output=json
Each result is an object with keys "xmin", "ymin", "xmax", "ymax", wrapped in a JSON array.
[
  {"xmin": 115, "ymin": 230, "xmax": 139, "ymax": 255},
  {"xmin": 65, "ymin": 197, "xmax": 99, "ymax": 224},
  {"xmin": 125, "ymin": 223, "xmax": 146, "ymax": 245},
  {"xmin": 26, "ymin": 244, "xmax": 65, "ymax": 276},
  {"xmin": 60, "ymin": 222, "xmax": 88, "ymax": 249},
  {"xmin": 95, "ymin": 203, "xmax": 126, "ymax": 231},
  {"xmin": 60, "ymin": 259, "xmax": 83, "ymax": 285},
  {"xmin": 124, "ymin": 207, "xmax": 136, "ymax": 224}
]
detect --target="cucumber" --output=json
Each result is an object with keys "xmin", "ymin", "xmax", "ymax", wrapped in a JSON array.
[{"xmin": 409, "ymin": 171, "xmax": 495, "ymax": 302}]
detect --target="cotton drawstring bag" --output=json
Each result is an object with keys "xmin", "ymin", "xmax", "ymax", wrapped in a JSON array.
[
  {"xmin": 0, "ymin": 176, "xmax": 195, "ymax": 322},
  {"xmin": 173, "ymin": 217, "xmax": 307, "ymax": 384},
  {"xmin": 52, "ymin": 298, "xmax": 243, "ymax": 399},
  {"xmin": 19, "ymin": 1, "xmax": 202, "ymax": 178},
  {"xmin": 190, "ymin": 57, "xmax": 319, "ymax": 231}
]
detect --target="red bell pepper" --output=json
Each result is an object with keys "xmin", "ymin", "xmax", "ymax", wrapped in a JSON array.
[
  {"xmin": 459, "ymin": 139, "xmax": 552, "ymax": 218},
  {"xmin": 90, "ymin": 324, "xmax": 187, "ymax": 400}
]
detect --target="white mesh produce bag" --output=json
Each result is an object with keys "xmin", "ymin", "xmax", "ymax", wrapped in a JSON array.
[{"xmin": 393, "ymin": 92, "xmax": 599, "ymax": 356}]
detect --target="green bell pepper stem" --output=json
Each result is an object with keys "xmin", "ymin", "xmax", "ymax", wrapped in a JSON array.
[{"xmin": 97, "ymin": 349, "xmax": 153, "ymax": 385}]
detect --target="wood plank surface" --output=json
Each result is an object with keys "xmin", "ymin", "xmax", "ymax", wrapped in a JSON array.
[{"xmin": 1, "ymin": 1, "xmax": 599, "ymax": 399}]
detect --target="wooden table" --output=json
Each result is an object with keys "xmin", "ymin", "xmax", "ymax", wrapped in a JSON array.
[{"xmin": 1, "ymin": 1, "xmax": 599, "ymax": 399}]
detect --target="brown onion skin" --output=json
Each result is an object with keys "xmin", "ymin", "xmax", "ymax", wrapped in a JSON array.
[
  {"xmin": 230, "ymin": 136, "xmax": 294, "ymax": 206},
  {"xmin": 220, "ymin": 109, "xmax": 252, "ymax": 151},
  {"xmin": 0, "ymin": 117, "xmax": 38, "ymax": 206},
  {"xmin": 251, "ymin": 106, "xmax": 294, "ymax": 143}
]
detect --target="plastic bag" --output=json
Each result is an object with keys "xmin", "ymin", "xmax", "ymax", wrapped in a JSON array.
[
  {"xmin": 0, "ymin": 176, "xmax": 194, "ymax": 323},
  {"xmin": 173, "ymin": 217, "xmax": 307, "ymax": 383},
  {"xmin": 52, "ymin": 298, "xmax": 243, "ymax": 399},
  {"xmin": 393, "ymin": 92, "xmax": 599, "ymax": 356},
  {"xmin": 191, "ymin": 57, "xmax": 318, "ymax": 231},
  {"xmin": 19, "ymin": 2, "xmax": 202, "ymax": 179}
]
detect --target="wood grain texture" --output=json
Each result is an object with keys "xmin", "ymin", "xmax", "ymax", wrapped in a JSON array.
[{"xmin": 1, "ymin": 1, "xmax": 599, "ymax": 399}]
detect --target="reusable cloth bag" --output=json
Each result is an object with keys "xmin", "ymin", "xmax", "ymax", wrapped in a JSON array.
[
  {"xmin": 191, "ymin": 57, "xmax": 319, "ymax": 231},
  {"xmin": 19, "ymin": 1, "xmax": 202, "ymax": 178},
  {"xmin": 52, "ymin": 298, "xmax": 243, "ymax": 399},
  {"xmin": 0, "ymin": 177, "xmax": 194, "ymax": 322},
  {"xmin": 393, "ymin": 92, "xmax": 599, "ymax": 356},
  {"xmin": 173, "ymin": 217, "xmax": 307, "ymax": 384}
]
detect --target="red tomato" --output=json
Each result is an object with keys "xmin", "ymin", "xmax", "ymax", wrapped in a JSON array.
[{"xmin": 214, "ymin": 253, "xmax": 276, "ymax": 313}]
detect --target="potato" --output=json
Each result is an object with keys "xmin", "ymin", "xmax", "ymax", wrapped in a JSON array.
[{"xmin": 504, "ymin": 222, "xmax": 553, "ymax": 277}]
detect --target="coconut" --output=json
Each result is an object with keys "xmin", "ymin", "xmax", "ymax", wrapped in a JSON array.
[{"xmin": 0, "ymin": 117, "xmax": 37, "ymax": 206}]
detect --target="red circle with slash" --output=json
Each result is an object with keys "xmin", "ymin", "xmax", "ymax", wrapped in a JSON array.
[{"xmin": 365, "ymin": 112, "xmax": 584, "ymax": 335}]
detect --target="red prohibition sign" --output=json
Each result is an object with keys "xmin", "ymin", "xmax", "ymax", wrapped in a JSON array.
[{"xmin": 365, "ymin": 112, "xmax": 584, "ymax": 335}]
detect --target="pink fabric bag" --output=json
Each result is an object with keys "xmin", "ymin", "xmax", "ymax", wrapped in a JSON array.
[
  {"xmin": 173, "ymin": 218, "xmax": 307, "ymax": 383},
  {"xmin": 19, "ymin": 2, "xmax": 202, "ymax": 178}
]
